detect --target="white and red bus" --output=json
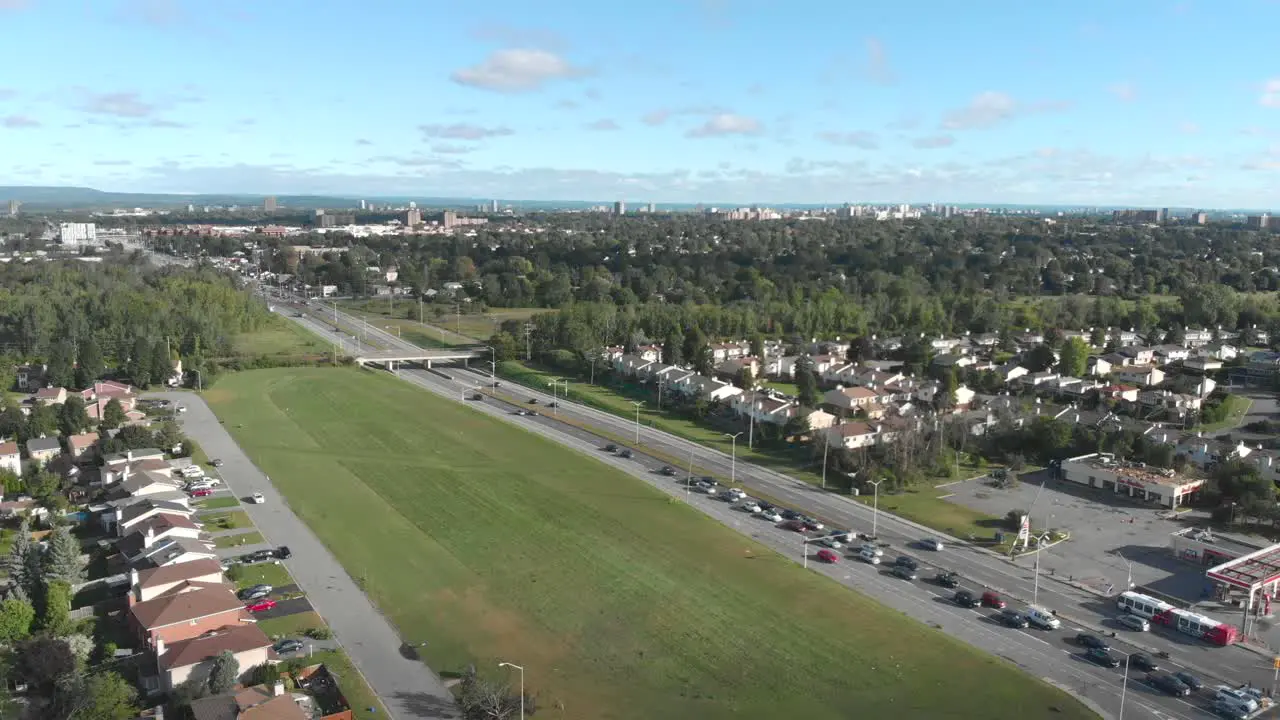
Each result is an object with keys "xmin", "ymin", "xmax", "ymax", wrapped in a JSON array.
[
  {"xmin": 1117, "ymin": 591, "xmax": 1238, "ymax": 646},
  {"xmin": 1116, "ymin": 591, "xmax": 1174, "ymax": 619}
]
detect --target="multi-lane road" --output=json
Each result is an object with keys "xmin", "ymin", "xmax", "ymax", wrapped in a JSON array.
[{"xmin": 269, "ymin": 291, "xmax": 1277, "ymax": 720}]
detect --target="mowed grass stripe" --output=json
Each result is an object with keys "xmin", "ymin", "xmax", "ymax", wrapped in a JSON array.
[{"xmin": 208, "ymin": 367, "xmax": 1095, "ymax": 720}]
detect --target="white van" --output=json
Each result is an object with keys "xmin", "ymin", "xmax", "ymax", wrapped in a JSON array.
[{"xmin": 1025, "ymin": 605, "xmax": 1060, "ymax": 630}]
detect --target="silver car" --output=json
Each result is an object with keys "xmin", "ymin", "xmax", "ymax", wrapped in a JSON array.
[{"xmin": 1116, "ymin": 614, "xmax": 1149, "ymax": 632}]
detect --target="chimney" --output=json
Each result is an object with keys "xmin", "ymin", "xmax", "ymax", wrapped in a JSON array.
[
  {"xmin": 129, "ymin": 567, "xmax": 139, "ymax": 590},
  {"xmin": 144, "ymin": 525, "xmax": 155, "ymax": 548},
  {"xmin": 273, "ymin": 681, "xmax": 285, "ymax": 697},
  {"xmin": 155, "ymin": 636, "xmax": 165, "ymax": 658}
]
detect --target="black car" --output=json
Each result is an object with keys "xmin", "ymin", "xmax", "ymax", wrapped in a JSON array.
[
  {"xmin": 275, "ymin": 639, "xmax": 304, "ymax": 654},
  {"xmin": 470, "ymin": 393, "xmax": 483, "ymax": 401},
  {"xmin": 604, "ymin": 444, "xmax": 618, "ymax": 453},
  {"xmin": 244, "ymin": 549, "xmax": 274, "ymax": 563},
  {"xmin": 660, "ymin": 466, "xmax": 676, "ymax": 476},
  {"xmin": 891, "ymin": 565, "xmax": 917, "ymax": 581},
  {"xmin": 1129, "ymin": 653, "xmax": 1158, "ymax": 673},
  {"xmin": 933, "ymin": 571, "xmax": 960, "ymax": 588},
  {"xmin": 1147, "ymin": 673, "xmax": 1191, "ymax": 697},
  {"xmin": 1085, "ymin": 648, "xmax": 1121, "ymax": 668},
  {"xmin": 781, "ymin": 509, "xmax": 803, "ymax": 520},
  {"xmin": 954, "ymin": 590, "xmax": 979, "ymax": 608},
  {"xmin": 548, "ymin": 401, "xmax": 559, "ymax": 408},
  {"xmin": 210, "ymin": 459, "xmax": 224, "ymax": 468},
  {"xmin": 528, "ymin": 398, "xmax": 538, "ymax": 404},
  {"xmin": 1173, "ymin": 671, "xmax": 1202, "ymax": 692},
  {"xmin": 700, "ymin": 476, "xmax": 716, "ymax": 485},
  {"xmin": 894, "ymin": 555, "xmax": 919, "ymax": 571},
  {"xmin": 1000, "ymin": 610, "xmax": 1029, "ymax": 628},
  {"xmin": 619, "ymin": 449, "xmax": 633, "ymax": 459},
  {"xmin": 1075, "ymin": 633, "xmax": 1110, "ymax": 651},
  {"xmin": 275, "ymin": 546, "xmax": 292, "ymax": 559}
]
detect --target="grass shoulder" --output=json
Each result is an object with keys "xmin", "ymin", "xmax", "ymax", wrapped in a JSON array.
[{"xmin": 213, "ymin": 530, "xmax": 265, "ymax": 548}]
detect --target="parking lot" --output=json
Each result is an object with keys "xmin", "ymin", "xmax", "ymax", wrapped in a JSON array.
[{"xmin": 942, "ymin": 470, "xmax": 1214, "ymax": 600}]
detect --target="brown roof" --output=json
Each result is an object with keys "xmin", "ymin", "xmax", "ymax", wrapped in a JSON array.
[
  {"xmin": 841, "ymin": 386, "xmax": 879, "ymax": 399},
  {"xmin": 68, "ymin": 432, "xmax": 99, "ymax": 450},
  {"xmin": 129, "ymin": 513, "xmax": 200, "ymax": 535},
  {"xmin": 241, "ymin": 695, "xmax": 308, "ymax": 720},
  {"xmin": 134, "ymin": 557, "xmax": 223, "ymax": 588},
  {"xmin": 34, "ymin": 387, "xmax": 65, "ymax": 399},
  {"xmin": 129, "ymin": 585, "xmax": 244, "ymax": 630},
  {"xmin": 0, "ymin": 441, "xmax": 17, "ymax": 456},
  {"xmin": 830, "ymin": 422, "xmax": 876, "ymax": 437},
  {"xmin": 159, "ymin": 623, "xmax": 272, "ymax": 670}
]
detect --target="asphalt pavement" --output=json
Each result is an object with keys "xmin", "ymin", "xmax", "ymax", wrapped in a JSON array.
[{"xmin": 149, "ymin": 390, "xmax": 459, "ymax": 720}]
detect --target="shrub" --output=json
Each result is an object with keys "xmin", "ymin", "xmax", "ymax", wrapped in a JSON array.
[{"xmin": 304, "ymin": 626, "xmax": 332, "ymax": 640}]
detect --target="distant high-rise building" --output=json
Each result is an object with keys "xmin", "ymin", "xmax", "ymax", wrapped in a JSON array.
[
  {"xmin": 6, "ymin": 199, "xmax": 20, "ymax": 216},
  {"xmin": 359, "ymin": 199, "xmax": 367, "ymax": 210},
  {"xmin": 406, "ymin": 208, "xmax": 423, "ymax": 227},
  {"xmin": 1248, "ymin": 214, "xmax": 1270, "ymax": 229},
  {"xmin": 442, "ymin": 210, "xmax": 458, "ymax": 229},
  {"xmin": 59, "ymin": 222, "xmax": 97, "ymax": 246},
  {"xmin": 491, "ymin": 199, "xmax": 499, "ymax": 213},
  {"xmin": 614, "ymin": 200, "xmax": 626, "ymax": 215},
  {"xmin": 647, "ymin": 202, "xmax": 656, "ymax": 213},
  {"xmin": 943, "ymin": 205, "xmax": 954, "ymax": 218},
  {"xmin": 1191, "ymin": 211, "xmax": 1208, "ymax": 225},
  {"xmin": 1156, "ymin": 207, "xmax": 1168, "ymax": 223},
  {"xmin": 186, "ymin": 203, "xmax": 194, "ymax": 213},
  {"xmin": 264, "ymin": 196, "xmax": 278, "ymax": 212}
]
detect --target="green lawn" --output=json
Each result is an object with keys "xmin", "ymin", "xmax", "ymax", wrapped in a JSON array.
[
  {"xmin": 203, "ymin": 510, "xmax": 253, "ymax": 531},
  {"xmin": 195, "ymin": 496, "xmax": 241, "ymax": 510},
  {"xmin": 762, "ymin": 380, "xmax": 800, "ymax": 396},
  {"xmin": 228, "ymin": 561, "xmax": 294, "ymax": 590},
  {"xmin": 213, "ymin": 530, "xmax": 265, "ymax": 548},
  {"xmin": 206, "ymin": 367, "xmax": 1094, "ymax": 720},
  {"xmin": 1195, "ymin": 393, "xmax": 1253, "ymax": 433},
  {"xmin": 233, "ymin": 315, "xmax": 328, "ymax": 357},
  {"xmin": 258, "ymin": 610, "xmax": 327, "ymax": 639}
]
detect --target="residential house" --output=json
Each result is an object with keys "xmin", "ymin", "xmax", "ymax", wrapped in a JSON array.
[
  {"xmin": 1109, "ymin": 328, "xmax": 1139, "ymax": 346},
  {"xmin": 1111, "ymin": 365, "xmax": 1165, "ymax": 387},
  {"xmin": 129, "ymin": 584, "xmax": 249, "ymax": 645},
  {"xmin": 929, "ymin": 336, "xmax": 964, "ymax": 352},
  {"xmin": 34, "ymin": 387, "xmax": 67, "ymax": 405},
  {"xmin": 116, "ymin": 500, "xmax": 194, "ymax": 537},
  {"xmin": 635, "ymin": 345, "xmax": 663, "ymax": 363},
  {"xmin": 861, "ymin": 359, "xmax": 905, "ymax": 372},
  {"xmin": 1140, "ymin": 390, "xmax": 1203, "ymax": 414},
  {"xmin": 872, "ymin": 335, "xmax": 903, "ymax": 353},
  {"xmin": 613, "ymin": 354, "xmax": 654, "ymax": 378},
  {"xmin": 762, "ymin": 356, "xmax": 798, "ymax": 379},
  {"xmin": 1086, "ymin": 356, "xmax": 1113, "ymax": 377},
  {"xmin": 1119, "ymin": 346, "xmax": 1156, "ymax": 366},
  {"xmin": 132, "ymin": 559, "xmax": 226, "ymax": 603},
  {"xmin": 715, "ymin": 356, "xmax": 760, "ymax": 381},
  {"xmin": 996, "ymin": 363, "xmax": 1028, "ymax": 384},
  {"xmin": 732, "ymin": 392, "xmax": 797, "ymax": 426},
  {"xmin": 809, "ymin": 355, "xmax": 841, "ymax": 376},
  {"xmin": 823, "ymin": 386, "xmax": 883, "ymax": 414},
  {"xmin": 26, "ymin": 436, "xmax": 62, "ymax": 465},
  {"xmin": 1019, "ymin": 371, "xmax": 1060, "ymax": 388},
  {"xmin": 0, "ymin": 442, "xmax": 19, "ymax": 475},
  {"xmin": 1183, "ymin": 328, "xmax": 1213, "ymax": 347},
  {"xmin": 16, "ymin": 364, "xmax": 46, "ymax": 391},
  {"xmin": 190, "ymin": 683, "xmax": 310, "ymax": 720},
  {"xmin": 1184, "ymin": 357, "xmax": 1223, "ymax": 374},
  {"xmin": 1172, "ymin": 375, "xmax": 1216, "ymax": 397},
  {"xmin": 709, "ymin": 342, "xmax": 749, "ymax": 362},
  {"xmin": 931, "ymin": 353, "xmax": 976, "ymax": 370},
  {"xmin": 114, "ymin": 470, "xmax": 185, "ymax": 500},
  {"xmin": 851, "ymin": 369, "xmax": 906, "ymax": 389},
  {"xmin": 1154, "ymin": 345, "xmax": 1191, "ymax": 363},
  {"xmin": 672, "ymin": 374, "xmax": 742, "ymax": 402},
  {"xmin": 825, "ymin": 421, "xmax": 880, "ymax": 450},
  {"xmin": 971, "ymin": 332, "xmax": 1000, "ymax": 348},
  {"xmin": 66, "ymin": 432, "xmax": 99, "ymax": 461},
  {"xmin": 1202, "ymin": 341, "xmax": 1239, "ymax": 361},
  {"xmin": 1016, "ymin": 330, "xmax": 1045, "ymax": 346},
  {"xmin": 797, "ymin": 407, "xmax": 837, "ymax": 432},
  {"xmin": 1102, "ymin": 351, "xmax": 1132, "ymax": 369},
  {"xmin": 103, "ymin": 449, "xmax": 172, "ymax": 484},
  {"xmin": 82, "ymin": 381, "xmax": 141, "ymax": 422},
  {"xmin": 130, "ymin": 536, "xmax": 218, "ymax": 571},
  {"xmin": 118, "ymin": 512, "xmax": 205, "ymax": 562},
  {"xmin": 1100, "ymin": 384, "xmax": 1140, "ymax": 402},
  {"xmin": 156, "ymin": 624, "xmax": 274, "ymax": 692}
]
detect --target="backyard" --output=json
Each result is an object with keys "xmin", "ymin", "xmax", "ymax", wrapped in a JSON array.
[{"xmin": 205, "ymin": 366, "xmax": 1092, "ymax": 720}]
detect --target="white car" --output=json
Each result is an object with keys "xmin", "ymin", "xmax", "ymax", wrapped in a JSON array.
[
  {"xmin": 187, "ymin": 482, "xmax": 214, "ymax": 493},
  {"xmin": 176, "ymin": 405, "xmax": 188, "ymax": 414},
  {"xmin": 180, "ymin": 466, "xmax": 204, "ymax": 478},
  {"xmin": 760, "ymin": 510, "xmax": 783, "ymax": 522},
  {"xmin": 821, "ymin": 537, "xmax": 844, "ymax": 550},
  {"xmin": 859, "ymin": 543, "xmax": 884, "ymax": 557},
  {"xmin": 726, "ymin": 488, "xmax": 747, "ymax": 501},
  {"xmin": 859, "ymin": 548, "xmax": 881, "ymax": 565},
  {"xmin": 740, "ymin": 501, "xmax": 762, "ymax": 514},
  {"xmin": 250, "ymin": 492, "xmax": 266, "ymax": 504}
]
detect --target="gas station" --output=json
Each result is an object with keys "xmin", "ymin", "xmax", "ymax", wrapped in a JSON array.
[{"xmin": 1205, "ymin": 542, "xmax": 1280, "ymax": 636}]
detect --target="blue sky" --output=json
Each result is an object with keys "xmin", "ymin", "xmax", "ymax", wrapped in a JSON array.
[{"xmin": 1, "ymin": 0, "xmax": 1279, "ymax": 206}]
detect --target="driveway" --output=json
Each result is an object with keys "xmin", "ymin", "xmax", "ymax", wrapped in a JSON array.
[{"xmin": 148, "ymin": 391, "xmax": 458, "ymax": 719}]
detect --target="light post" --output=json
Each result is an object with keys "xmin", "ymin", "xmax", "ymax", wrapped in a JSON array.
[
  {"xmin": 631, "ymin": 401, "xmax": 644, "ymax": 444},
  {"xmin": 821, "ymin": 436, "xmax": 829, "ymax": 490},
  {"xmin": 485, "ymin": 346, "xmax": 497, "ymax": 389},
  {"xmin": 686, "ymin": 445, "xmax": 695, "ymax": 503},
  {"xmin": 1032, "ymin": 530, "xmax": 1051, "ymax": 605},
  {"xmin": 868, "ymin": 478, "xmax": 884, "ymax": 538},
  {"xmin": 1117, "ymin": 652, "xmax": 1132, "ymax": 720},
  {"xmin": 724, "ymin": 432, "xmax": 742, "ymax": 484},
  {"xmin": 498, "ymin": 662, "xmax": 525, "ymax": 720}
]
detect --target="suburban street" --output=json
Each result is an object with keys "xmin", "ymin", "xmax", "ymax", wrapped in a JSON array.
[
  {"xmin": 273, "ymin": 297, "xmax": 1280, "ymax": 720},
  {"xmin": 149, "ymin": 390, "xmax": 460, "ymax": 720}
]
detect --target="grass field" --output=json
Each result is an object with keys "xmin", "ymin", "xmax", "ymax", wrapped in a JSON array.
[
  {"xmin": 339, "ymin": 300, "xmax": 550, "ymax": 344},
  {"xmin": 233, "ymin": 315, "xmax": 328, "ymax": 357},
  {"xmin": 1196, "ymin": 393, "xmax": 1253, "ymax": 433},
  {"xmin": 206, "ymin": 367, "xmax": 1094, "ymax": 720},
  {"xmin": 203, "ymin": 510, "xmax": 253, "ymax": 531},
  {"xmin": 258, "ymin": 610, "xmax": 327, "ymax": 639},
  {"xmin": 214, "ymin": 530, "xmax": 264, "ymax": 548},
  {"xmin": 229, "ymin": 561, "xmax": 294, "ymax": 590},
  {"xmin": 195, "ymin": 496, "xmax": 241, "ymax": 510}
]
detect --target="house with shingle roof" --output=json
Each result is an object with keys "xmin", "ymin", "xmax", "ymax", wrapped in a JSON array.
[
  {"xmin": 157, "ymin": 624, "xmax": 275, "ymax": 692},
  {"xmin": 26, "ymin": 436, "xmax": 62, "ymax": 464},
  {"xmin": 66, "ymin": 432, "xmax": 99, "ymax": 461},
  {"xmin": 128, "ymin": 584, "xmax": 247, "ymax": 645},
  {"xmin": 0, "ymin": 441, "xmax": 19, "ymax": 475},
  {"xmin": 132, "ymin": 558, "xmax": 226, "ymax": 603}
]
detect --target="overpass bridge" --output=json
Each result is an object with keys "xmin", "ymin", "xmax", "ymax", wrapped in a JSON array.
[{"xmin": 354, "ymin": 346, "xmax": 488, "ymax": 370}]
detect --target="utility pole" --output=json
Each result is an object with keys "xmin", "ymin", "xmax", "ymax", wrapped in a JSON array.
[{"xmin": 523, "ymin": 323, "xmax": 534, "ymax": 361}]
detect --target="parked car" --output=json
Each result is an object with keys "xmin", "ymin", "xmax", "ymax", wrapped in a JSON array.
[
  {"xmin": 980, "ymin": 591, "xmax": 1006, "ymax": 609},
  {"xmin": 1084, "ymin": 648, "xmax": 1121, "ymax": 668},
  {"xmin": 999, "ymin": 610, "xmax": 1029, "ymax": 628},
  {"xmin": 894, "ymin": 556, "xmax": 919, "ymax": 571},
  {"xmin": 275, "ymin": 639, "xmax": 304, "ymax": 654},
  {"xmin": 816, "ymin": 548, "xmax": 840, "ymax": 564},
  {"xmin": 660, "ymin": 466, "xmax": 676, "ymax": 476},
  {"xmin": 920, "ymin": 537, "xmax": 944, "ymax": 551},
  {"xmin": 1212, "ymin": 701, "xmax": 1249, "ymax": 720},
  {"xmin": 241, "ymin": 588, "xmax": 270, "ymax": 602},
  {"xmin": 244, "ymin": 549, "xmax": 275, "ymax": 563},
  {"xmin": 187, "ymin": 483, "xmax": 214, "ymax": 493},
  {"xmin": 250, "ymin": 492, "xmax": 266, "ymax": 504},
  {"xmin": 1213, "ymin": 687, "xmax": 1259, "ymax": 713},
  {"xmin": 1147, "ymin": 673, "xmax": 1191, "ymax": 697},
  {"xmin": 953, "ymin": 590, "xmax": 979, "ymax": 608},
  {"xmin": 190, "ymin": 488, "xmax": 214, "ymax": 498},
  {"xmin": 246, "ymin": 599, "xmax": 277, "ymax": 613},
  {"xmin": 1116, "ymin": 614, "xmax": 1149, "ymax": 632},
  {"xmin": 1129, "ymin": 653, "xmax": 1158, "ymax": 673},
  {"xmin": 1075, "ymin": 633, "xmax": 1110, "ymax": 651},
  {"xmin": 890, "ymin": 564, "xmax": 917, "ymax": 581},
  {"xmin": 933, "ymin": 571, "xmax": 960, "ymax": 588},
  {"xmin": 275, "ymin": 546, "xmax": 292, "ymax": 559},
  {"xmin": 1173, "ymin": 671, "xmax": 1202, "ymax": 692}
]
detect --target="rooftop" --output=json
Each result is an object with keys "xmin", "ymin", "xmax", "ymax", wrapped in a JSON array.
[
  {"xmin": 159, "ymin": 623, "xmax": 272, "ymax": 670},
  {"xmin": 1063, "ymin": 456, "xmax": 1199, "ymax": 489},
  {"xmin": 129, "ymin": 585, "xmax": 244, "ymax": 629}
]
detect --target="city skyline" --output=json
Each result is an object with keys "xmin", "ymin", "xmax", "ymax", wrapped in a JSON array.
[{"xmin": 1, "ymin": 0, "xmax": 1279, "ymax": 205}]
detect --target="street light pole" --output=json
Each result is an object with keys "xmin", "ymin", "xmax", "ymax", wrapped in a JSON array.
[
  {"xmin": 868, "ymin": 479, "xmax": 884, "ymax": 538},
  {"xmin": 686, "ymin": 445, "xmax": 695, "ymax": 503},
  {"xmin": 631, "ymin": 401, "xmax": 644, "ymax": 444},
  {"xmin": 724, "ymin": 432, "xmax": 743, "ymax": 484},
  {"xmin": 821, "ymin": 437, "xmax": 829, "ymax": 490},
  {"xmin": 1117, "ymin": 653, "xmax": 1131, "ymax": 720},
  {"xmin": 498, "ymin": 662, "xmax": 525, "ymax": 720}
]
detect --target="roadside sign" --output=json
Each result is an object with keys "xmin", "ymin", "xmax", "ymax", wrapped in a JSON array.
[{"xmin": 1273, "ymin": 657, "xmax": 1280, "ymax": 670}]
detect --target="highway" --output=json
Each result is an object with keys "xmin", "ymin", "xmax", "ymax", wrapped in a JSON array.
[{"xmin": 261, "ymin": 292, "xmax": 1280, "ymax": 720}]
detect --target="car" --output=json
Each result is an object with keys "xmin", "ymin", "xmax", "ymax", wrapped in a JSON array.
[
  {"xmin": 699, "ymin": 476, "xmax": 716, "ymax": 485},
  {"xmin": 1116, "ymin": 614, "xmax": 1149, "ymax": 631},
  {"xmin": 781, "ymin": 509, "xmax": 803, "ymax": 520},
  {"xmin": 999, "ymin": 610, "xmax": 1029, "ymax": 628},
  {"xmin": 1173, "ymin": 671, "xmax": 1203, "ymax": 692},
  {"xmin": 187, "ymin": 483, "xmax": 213, "ymax": 493},
  {"xmin": 210, "ymin": 459, "xmax": 224, "ymax": 467},
  {"xmin": 660, "ymin": 466, "xmax": 676, "ymax": 476},
  {"xmin": 891, "ymin": 565, "xmax": 918, "ymax": 581},
  {"xmin": 275, "ymin": 546, "xmax": 292, "ymax": 559},
  {"xmin": 933, "ymin": 571, "xmax": 960, "ymax": 588},
  {"xmin": 246, "ymin": 599, "xmax": 277, "ymax": 613},
  {"xmin": 820, "ymin": 537, "xmax": 843, "ymax": 550},
  {"xmin": 1213, "ymin": 687, "xmax": 1259, "ymax": 713},
  {"xmin": 1147, "ymin": 673, "xmax": 1191, "ymax": 697},
  {"xmin": 618, "ymin": 449, "xmax": 633, "ymax": 459},
  {"xmin": 980, "ymin": 591, "xmax": 1006, "ymax": 609},
  {"xmin": 527, "ymin": 398, "xmax": 538, "ymax": 404},
  {"xmin": 816, "ymin": 548, "xmax": 840, "ymax": 564},
  {"xmin": 920, "ymin": 537, "xmax": 944, "ymax": 551},
  {"xmin": 953, "ymin": 590, "xmax": 979, "ymax": 608},
  {"xmin": 548, "ymin": 401, "xmax": 559, "ymax": 408},
  {"xmin": 801, "ymin": 517, "xmax": 825, "ymax": 531},
  {"xmin": 275, "ymin": 639, "xmax": 304, "ymax": 654},
  {"xmin": 241, "ymin": 588, "xmax": 270, "ymax": 601},
  {"xmin": 858, "ymin": 548, "xmax": 881, "ymax": 564},
  {"xmin": 1084, "ymin": 648, "xmax": 1121, "ymax": 668},
  {"xmin": 760, "ymin": 509, "xmax": 783, "ymax": 522},
  {"xmin": 858, "ymin": 543, "xmax": 883, "ymax": 558},
  {"xmin": 243, "ymin": 549, "xmax": 275, "ymax": 563},
  {"xmin": 176, "ymin": 405, "xmax": 188, "ymax": 413},
  {"xmin": 725, "ymin": 488, "xmax": 747, "ymax": 501},
  {"xmin": 894, "ymin": 555, "xmax": 919, "ymax": 571},
  {"xmin": 1075, "ymin": 633, "xmax": 1109, "ymax": 651},
  {"xmin": 780, "ymin": 520, "xmax": 807, "ymax": 532},
  {"xmin": 1129, "ymin": 653, "xmax": 1158, "ymax": 673},
  {"xmin": 740, "ymin": 501, "xmax": 762, "ymax": 514},
  {"xmin": 603, "ymin": 444, "xmax": 618, "ymax": 453},
  {"xmin": 523, "ymin": 410, "xmax": 538, "ymax": 417},
  {"xmin": 470, "ymin": 393, "xmax": 483, "ymax": 401},
  {"xmin": 695, "ymin": 482, "xmax": 717, "ymax": 495},
  {"xmin": 1212, "ymin": 702, "xmax": 1249, "ymax": 720},
  {"xmin": 190, "ymin": 488, "xmax": 214, "ymax": 498},
  {"xmin": 250, "ymin": 492, "xmax": 266, "ymax": 504}
]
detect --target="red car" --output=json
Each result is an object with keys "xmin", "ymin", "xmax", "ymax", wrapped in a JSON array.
[
  {"xmin": 780, "ymin": 520, "xmax": 807, "ymax": 533},
  {"xmin": 190, "ymin": 488, "xmax": 214, "ymax": 498},
  {"xmin": 816, "ymin": 549, "xmax": 840, "ymax": 564},
  {"xmin": 246, "ymin": 599, "xmax": 276, "ymax": 613},
  {"xmin": 981, "ymin": 591, "xmax": 1006, "ymax": 609}
]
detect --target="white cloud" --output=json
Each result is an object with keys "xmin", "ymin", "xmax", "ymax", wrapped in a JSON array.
[
  {"xmin": 941, "ymin": 91, "xmax": 1068, "ymax": 130},
  {"xmin": 450, "ymin": 49, "xmax": 587, "ymax": 93},
  {"xmin": 865, "ymin": 37, "xmax": 896, "ymax": 85},
  {"xmin": 1108, "ymin": 81, "xmax": 1137, "ymax": 102},
  {"xmin": 2, "ymin": 114, "xmax": 39, "ymax": 128},
  {"xmin": 912, "ymin": 134, "xmax": 956, "ymax": 149},
  {"xmin": 1261, "ymin": 79, "xmax": 1280, "ymax": 108},
  {"xmin": 80, "ymin": 91, "xmax": 155, "ymax": 117},
  {"xmin": 816, "ymin": 130, "xmax": 879, "ymax": 149},
  {"xmin": 586, "ymin": 119, "xmax": 620, "ymax": 131},
  {"xmin": 419, "ymin": 123, "xmax": 514, "ymax": 141},
  {"xmin": 641, "ymin": 109, "xmax": 670, "ymax": 126},
  {"xmin": 686, "ymin": 113, "xmax": 762, "ymax": 138},
  {"xmin": 1178, "ymin": 121, "xmax": 1201, "ymax": 134},
  {"xmin": 431, "ymin": 144, "xmax": 477, "ymax": 154}
]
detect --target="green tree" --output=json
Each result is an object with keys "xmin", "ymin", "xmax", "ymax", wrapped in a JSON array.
[
  {"xmin": 43, "ymin": 525, "xmax": 84, "ymax": 585},
  {"xmin": 46, "ymin": 339, "xmax": 76, "ymax": 389},
  {"xmin": 75, "ymin": 337, "xmax": 104, "ymax": 389},
  {"xmin": 795, "ymin": 356, "xmax": 819, "ymax": 408},
  {"xmin": 153, "ymin": 421, "xmax": 184, "ymax": 453},
  {"xmin": 127, "ymin": 337, "xmax": 152, "ymax": 388},
  {"xmin": 663, "ymin": 330, "xmax": 684, "ymax": 366},
  {"xmin": 739, "ymin": 366, "xmax": 755, "ymax": 390},
  {"xmin": 5, "ymin": 518, "xmax": 36, "ymax": 598},
  {"xmin": 14, "ymin": 636, "xmax": 74, "ymax": 697},
  {"xmin": 0, "ymin": 469, "xmax": 20, "ymax": 495},
  {"xmin": 0, "ymin": 596, "xmax": 35, "ymax": 644},
  {"xmin": 26, "ymin": 470, "xmax": 61, "ymax": 506},
  {"xmin": 27, "ymin": 403, "xmax": 60, "ymax": 439},
  {"xmin": 208, "ymin": 649, "xmax": 240, "ymax": 694},
  {"xmin": 150, "ymin": 339, "xmax": 174, "ymax": 386},
  {"xmin": 1024, "ymin": 344, "xmax": 1057, "ymax": 373},
  {"xmin": 100, "ymin": 398, "xmax": 126, "ymax": 430},
  {"xmin": 40, "ymin": 580, "xmax": 73, "ymax": 636},
  {"xmin": 681, "ymin": 326, "xmax": 705, "ymax": 366},
  {"xmin": 246, "ymin": 661, "xmax": 281, "ymax": 688},
  {"xmin": 749, "ymin": 334, "xmax": 765, "ymax": 360},
  {"xmin": 0, "ymin": 404, "xmax": 25, "ymax": 441},
  {"xmin": 59, "ymin": 395, "xmax": 91, "ymax": 437},
  {"xmin": 115, "ymin": 424, "xmax": 154, "ymax": 449},
  {"xmin": 1057, "ymin": 337, "xmax": 1089, "ymax": 378}
]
